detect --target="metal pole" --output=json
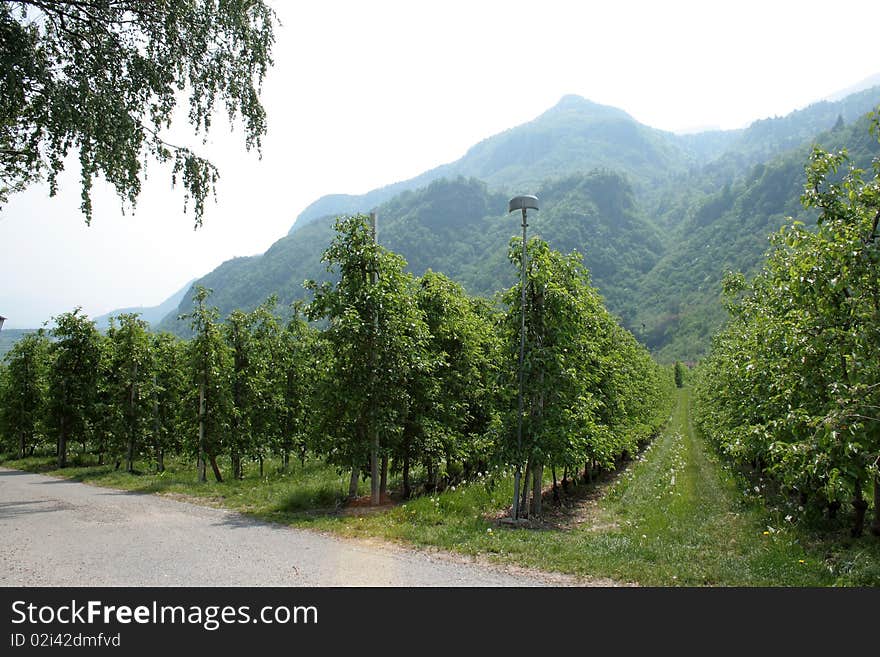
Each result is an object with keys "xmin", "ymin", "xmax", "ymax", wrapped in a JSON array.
[
  {"xmin": 369, "ymin": 211, "xmax": 380, "ymax": 506},
  {"xmin": 512, "ymin": 208, "xmax": 528, "ymax": 519}
]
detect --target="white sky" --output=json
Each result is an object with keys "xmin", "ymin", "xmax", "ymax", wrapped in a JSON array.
[{"xmin": 2, "ymin": 0, "xmax": 879, "ymax": 328}]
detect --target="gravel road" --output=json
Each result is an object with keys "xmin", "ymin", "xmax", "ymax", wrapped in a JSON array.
[{"xmin": 0, "ymin": 467, "xmax": 573, "ymax": 587}]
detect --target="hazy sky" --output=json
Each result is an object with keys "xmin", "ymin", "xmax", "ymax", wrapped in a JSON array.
[{"xmin": 2, "ymin": 0, "xmax": 879, "ymax": 328}]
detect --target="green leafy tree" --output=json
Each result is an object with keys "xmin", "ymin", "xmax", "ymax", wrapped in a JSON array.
[
  {"xmin": 181, "ymin": 286, "xmax": 231, "ymax": 482},
  {"xmin": 400, "ymin": 270, "xmax": 500, "ymax": 497},
  {"xmin": 0, "ymin": 0, "xmax": 276, "ymax": 223},
  {"xmin": 276, "ymin": 304, "xmax": 319, "ymax": 473},
  {"xmin": 501, "ymin": 237, "xmax": 669, "ymax": 517},
  {"xmin": 90, "ymin": 327, "xmax": 117, "ymax": 465},
  {"xmin": 595, "ymin": 322, "xmax": 670, "ymax": 465},
  {"xmin": 224, "ymin": 308, "xmax": 255, "ymax": 480},
  {"xmin": 0, "ymin": 330, "xmax": 49, "ymax": 457},
  {"xmin": 150, "ymin": 332, "xmax": 187, "ymax": 472},
  {"xmin": 47, "ymin": 308, "xmax": 102, "ymax": 468},
  {"xmin": 222, "ymin": 297, "xmax": 284, "ymax": 478},
  {"xmin": 696, "ymin": 111, "xmax": 880, "ymax": 536},
  {"xmin": 106, "ymin": 313, "xmax": 154, "ymax": 472},
  {"xmin": 306, "ymin": 215, "xmax": 430, "ymax": 504},
  {"xmin": 502, "ymin": 238, "xmax": 607, "ymax": 516},
  {"xmin": 674, "ymin": 361, "xmax": 685, "ymax": 388}
]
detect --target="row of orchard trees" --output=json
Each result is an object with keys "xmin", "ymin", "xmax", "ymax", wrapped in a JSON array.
[
  {"xmin": 0, "ymin": 296, "xmax": 315, "ymax": 481},
  {"xmin": 695, "ymin": 115, "xmax": 880, "ymax": 537},
  {"xmin": 1, "ymin": 215, "xmax": 671, "ymax": 512},
  {"xmin": 501, "ymin": 239, "xmax": 670, "ymax": 516}
]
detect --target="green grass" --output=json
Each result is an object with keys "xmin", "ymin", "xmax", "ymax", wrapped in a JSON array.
[
  {"xmin": 3, "ymin": 389, "xmax": 879, "ymax": 585},
  {"xmin": 289, "ymin": 389, "xmax": 853, "ymax": 585},
  {"xmin": 0, "ymin": 452, "xmax": 375, "ymax": 516}
]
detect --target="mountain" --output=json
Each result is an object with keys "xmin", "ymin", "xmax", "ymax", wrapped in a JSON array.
[
  {"xmin": 291, "ymin": 89, "xmax": 880, "ymax": 236},
  {"xmin": 824, "ymin": 73, "xmax": 880, "ymax": 102},
  {"xmin": 636, "ymin": 112, "xmax": 880, "ymax": 362},
  {"xmin": 160, "ymin": 86, "xmax": 880, "ymax": 359},
  {"xmin": 94, "ymin": 278, "xmax": 196, "ymax": 330},
  {"xmin": 0, "ymin": 328, "xmax": 39, "ymax": 360},
  {"xmin": 289, "ymin": 95, "xmax": 697, "ymax": 234},
  {"xmin": 684, "ymin": 86, "xmax": 880, "ymax": 190},
  {"xmin": 160, "ymin": 171, "xmax": 663, "ymax": 334},
  {"xmin": 1, "ymin": 280, "xmax": 195, "ymax": 359}
]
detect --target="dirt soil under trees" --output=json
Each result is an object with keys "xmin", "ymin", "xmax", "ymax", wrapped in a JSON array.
[{"xmin": 488, "ymin": 460, "xmax": 633, "ymax": 532}]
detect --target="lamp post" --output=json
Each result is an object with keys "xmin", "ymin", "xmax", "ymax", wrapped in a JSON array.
[
  {"xmin": 508, "ymin": 195, "xmax": 538, "ymax": 519},
  {"xmin": 369, "ymin": 210, "xmax": 381, "ymax": 506}
]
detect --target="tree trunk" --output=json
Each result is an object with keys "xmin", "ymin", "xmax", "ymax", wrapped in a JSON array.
[
  {"xmin": 380, "ymin": 454, "xmax": 388, "ymax": 500},
  {"xmin": 209, "ymin": 452, "xmax": 223, "ymax": 483},
  {"xmin": 282, "ymin": 450, "xmax": 290, "ymax": 472},
  {"xmin": 828, "ymin": 500, "xmax": 841, "ymax": 520},
  {"xmin": 370, "ymin": 431, "xmax": 380, "ymax": 506},
  {"xmin": 259, "ymin": 455, "xmax": 264, "ymax": 478},
  {"xmin": 871, "ymin": 474, "xmax": 880, "ymax": 537},
  {"xmin": 197, "ymin": 382, "xmax": 207, "ymax": 482},
  {"xmin": 348, "ymin": 467, "xmax": 359, "ymax": 499},
  {"xmin": 19, "ymin": 431, "xmax": 26, "ymax": 460},
  {"xmin": 426, "ymin": 460, "xmax": 436, "ymax": 494},
  {"xmin": 232, "ymin": 452, "xmax": 241, "ymax": 480},
  {"xmin": 126, "ymin": 436, "xmax": 135, "ymax": 473},
  {"xmin": 532, "ymin": 462, "xmax": 543, "ymax": 517},
  {"xmin": 851, "ymin": 478, "xmax": 868, "ymax": 537},
  {"xmin": 153, "ymin": 374, "xmax": 160, "ymax": 472},
  {"xmin": 402, "ymin": 435, "xmax": 411, "ymax": 499},
  {"xmin": 552, "ymin": 465, "xmax": 559, "ymax": 503},
  {"xmin": 519, "ymin": 455, "xmax": 533, "ymax": 518},
  {"xmin": 127, "ymin": 364, "xmax": 137, "ymax": 474},
  {"xmin": 57, "ymin": 414, "xmax": 67, "ymax": 469}
]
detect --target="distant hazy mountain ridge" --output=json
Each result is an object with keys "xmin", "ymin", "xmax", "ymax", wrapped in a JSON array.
[
  {"xmin": 290, "ymin": 95, "xmax": 695, "ymax": 234},
  {"xmin": 95, "ymin": 279, "xmax": 196, "ymax": 330}
]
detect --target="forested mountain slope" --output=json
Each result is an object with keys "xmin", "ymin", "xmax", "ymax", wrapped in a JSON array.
[
  {"xmin": 160, "ymin": 89, "xmax": 880, "ymax": 360},
  {"xmin": 160, "ymin": 171, "xmax": 662, "ymax": 333},
  {"xmin": 636, "ymin": 113, "xmax": 880, "ymax": 361}
]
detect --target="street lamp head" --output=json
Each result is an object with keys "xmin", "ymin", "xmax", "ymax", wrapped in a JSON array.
[{"xmin": 508, "ymin": 195, "xmax": 539, "ymax": 213}]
